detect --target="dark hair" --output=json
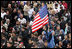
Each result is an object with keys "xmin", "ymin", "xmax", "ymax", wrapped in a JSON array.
[
  {"xmin": 55, "ymin": 4, "xmax": 58, "ymax": 6},
  {"xmin": 2, "ymin": 27, "xmax": 6, "ymax": 31},
  {"xmin": 18, "ymin": 36, "xmax": 22, "ymax": 39}
]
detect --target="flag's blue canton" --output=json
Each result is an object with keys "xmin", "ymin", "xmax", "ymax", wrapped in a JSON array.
[{"xmin": 39, "ymin": 5, "xmax": 48, "ymax": 19}]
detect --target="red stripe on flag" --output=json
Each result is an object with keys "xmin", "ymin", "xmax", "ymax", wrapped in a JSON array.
[
  {"xmin": 32, "ymin": 17, "xmax": 48, "ymax": 28},
  {"xmin": 32, "ymin": 21, "xmax": 48, "ymax": 33},
  {"xmin": 32, "ymin": 15, "xmax": 49, "ymax": 32},
  {"xmin": 33, "ymin": 15, "xmax": 48, "ymax": 26}
]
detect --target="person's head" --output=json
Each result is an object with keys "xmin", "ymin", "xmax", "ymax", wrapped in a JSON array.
[
  {"xmin": 12, "ymin": 32, "xmax": 16, "ymax": 37},
  {"xmin": 31, "ymin": 34, "xmax": 34, "ymax": 37},
  {"xmin": 67, "ymin": 43, "xmax": 71, "ymax": 48},
  {"xmin": 62, "ymin": 1, "xmax": 65, "ymax": 3},
  {"xmin": 43, "ymin": 26, "xmax": 46, "ymax": 31},
  {"xmin": 32, "ymin": 11, "xmax": 36, "ymax": 15},
  {"xmin": 33, "ymin": 2, "xmax": 37, "ymax": 7},
  {"xmin": 18, "ymin": 9, "xmax": 21, "ymax": 14},
  {"xmin": 12, "ymin": 1, "xmax": 15, "ymax": 3},
  {"xmin": 42, "ymin": 2, "xmax": 45, "ymax": 7},
  {"xmin": 1, "ymin": 8, "xmax": 5, "ymax": 13},
  {"xmin": 20, "ymin": 13, "xmax": 23, "ymax": 19},
  {"xmin": 2, "ymin": 35, "xmax": 6, "ymax": 40},
  {"xmin": 65, "ymin": 35, "xmax": 68, "ymax": 40},
  {"xmin": 58, "ymin": 1, "xmax": 61, "ymax": 4},
  {"xmin": 59, "ymin": 41, "xmax": 62, "ymax": 46},
  {"xmin": 55, "ymin": 4, "xmax": 58, "ymax": 8},
  {"xmin": 26, "ymin": 1, "xmax": 30, "ymax": 6},
  {"xmin": 68, "ymin": 33, "xmax": 71, "ymax": 38},
  {"xmin": 16, "ymin": 21, "xmax": 20, "ymax": 25},
  {"xmin": 13, "ymin": 8, "xmax": 17, "ymax": 13},
  {"xmin": 8, "ymin": 4, "xmax": 11, "ymax": 8},
  {"xmin": 51, "ymin": 21, "xmax": 55, "ymax": 25},
  {"xmin": 65, "ymin": 23, "xmax": 68, "ymax": 27},
  {"xmin": 42, "ymin": 31, "xmax": 44, "ymax": 35},
  {"xmin": 44, "ymin": 40, "xmax": 48, "ymax": 47},
  {"xmin": 37, "ymin": 1, "xmax": 41, "ymax": 4},
  {"xmin": 9, "ymin": 37, "xmax": 13, "ymax": 42},
  {"xmin": 6, "ymin": 19, "xmax": 10, "ymax": 24},
  {"xmin": 55, "ymin": 17, "xmax": 58, "ymax": 21},
  {"xmin": 28, "ymin": 39, "xmax": 32, "ymax": 44},
  {"xmin": 34, "ymin": 44, "xmax": 38, "ymax": 48},
  {"xmin": 52, "ymin": 30, "xmax": 55, "ymax": 35},
  {"xmin": 2, "ymin": 27, "xmax": 6, "ymax": 33},
  {"xmin": 60, "ymin": 30, "xmax": 63, "ymax": 34},
  {"xmin": 7, "ymin": 42, "xmax": 13, "ymax": 48},
  {"xmin": 57, "ymin": 20, "xmax": 61, "ymax": 24},
  {"xmin": 6, "ymin": 10, "xmax": 10, "ymax": 15},
  {"xmin": 1, "ymin": 21, "xmax": 3, "ymax": 26},
  {"xmin": 56, "ymin": 25, "xmax": 60, "ymax": 30},
  {"xmin": 17, "ymin": 36, "xmax": 22, "ymax": 42},
  {"xmin": 21, "ymin": 27, "xmax": 25, "ymax": 32},
  {"xmin": 54, "ymin": 1, "xmax": 57, "ymax": 3},
  {"xmin": 38, "ymin": 35, "xmax": 42, "ymax": 40},
  {"xmin": 33, "ymin": 32, "xmax": 38, "ymax": 38}
]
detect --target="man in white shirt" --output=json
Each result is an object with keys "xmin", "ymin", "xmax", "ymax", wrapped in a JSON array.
[
  {"xmin": 28, "ymin": 5, "xmax": 34, "ymax": 21},
  {"xmin": 18, "ymin": 14, "xmax": 26, "ymax": 24},
  {"xmin": 1, "ymin": 8, "xmax": 6, "ymax": 19}
]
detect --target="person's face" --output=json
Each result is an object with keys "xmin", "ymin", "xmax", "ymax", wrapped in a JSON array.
[
  {"xmin": 62, "ymin": 1, "xmax": 65, "ymax": 3},
  {"xmin": 7, "ymin": 43, "xmax": 12, "ymax": 47},
  {"xmin": 12, "ymin": 33, "xmax": 16, "ymax": 37},
  {"xmin": 2, "ymin": 29, "xmax": 5, "ymax": 33},
  {"xmin": 42, "ymin": 3, "xmax": 44, "ymax": 7},
  {"xmin": 32, "ymin": 11, "xmax": 36, "ymax": 15},
  {"xmin": 20, "ymin": 14, "xmax": 23, "ymax": 19},
  {"xmin": 6, "ymin": 11, "xmax": 9, "ymax": 15},
  {"xmin": 1, "ymin": 9, "xmax": 4, "ymax": 13},
  {"xmin": 57, "ymin": 21, "xmax": 60, "ymax": 24},
  {"xmin": 55, "ymin": 17, "xmax": 58, "ymax": 21},
  {"xmin": 51, "ymin": 21, "xmax": 54, "ymax": 25},
  {"xmin": 38, "ymin": 36, "xmax": 41, "ymax": 40},
  {"xmin": 54, "ymin": 1, "xmax": 57, "ymax": 3},
  {"xmin": 57, "ymin": 26, "xmax": 60, "ymax": 30},
  {"xmin": 44, "ymin": 42, "xmax": 48, "ymax": 47},
  {"xmin": 9, "ymin": 38, "xmax": 12, "ymax": 42},
  {"xmin": 58, "ymin": 1, "xmax": 61, "ymax": 4},
  {"xmin": 31, "ymin": 34, "xmax": 34, "ymax": 37},
  {"xmin": 18, "ymin": 10, "xmax": 21, "ymax": 14},
  {"xmin": 16, "ymin": 21, "xmax": 20, "ymax": 25},
  {"xmin": 6, "ymin": 19, "xmax": 10, "ymax": 24},
  {"xmin": 8, "ymin": 4, "xmax": 11, "ymax": 8},
  {"xmin": 2, "ymin": 36, "xmax": 6, "ymax": 40},
  {"xmin": 13, "ymin": 8, "xmax": 16, "ymax": 12},
  {"xmin": 59, "ymin": 41, "xmax": 62, "ymax": 46},
  {"xmin": 28, "ymin": 39, "xmax": 32, "ymax": 44},
  {"xmin": 1, "ymin": 21, "xmax": 3, "ymax": 26},
  {"xmin": 43, "ymin": 26, "xmax": 46, "ymax": 30},
  {"xmin": 69, "ymin": 33, "xmax": 71, "ymax": 38},
  {"xmin": 12, "ymin": 1, "xmax": 15, "ymax": 3},
  {"xmin": 17, "ymin": 37, "xmax": 21, "ymax": 41},
  {"xmin": 21, "ymin": 28, "xmax": 25, "ymax": 32},
  {"xmin": 65, "ymin": 35, "xmax": 68, "ymax": 39},
  {"xmin": 42, "ymin": 31, "xmax": 44, "ymax": 35},
  {"xmin": 52, "ymin": 31, "xmax": 55, "ymax": 35},
  {"xmin": 37, "ymin": 1, "xmax": 40, "ymax": 3},
  {"xmin": 60, "ymin": 30, "xmax": 62, "ymax": 34}
]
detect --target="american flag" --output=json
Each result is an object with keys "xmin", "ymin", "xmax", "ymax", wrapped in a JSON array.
[{"xmin": 32, "ymin": 5, "xmax": 49, "ymax": 33}]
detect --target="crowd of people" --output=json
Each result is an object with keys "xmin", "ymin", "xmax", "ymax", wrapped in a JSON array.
[{"xmin": 1, "ymin": 1, "xmax": 71, "ymax": 48}]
